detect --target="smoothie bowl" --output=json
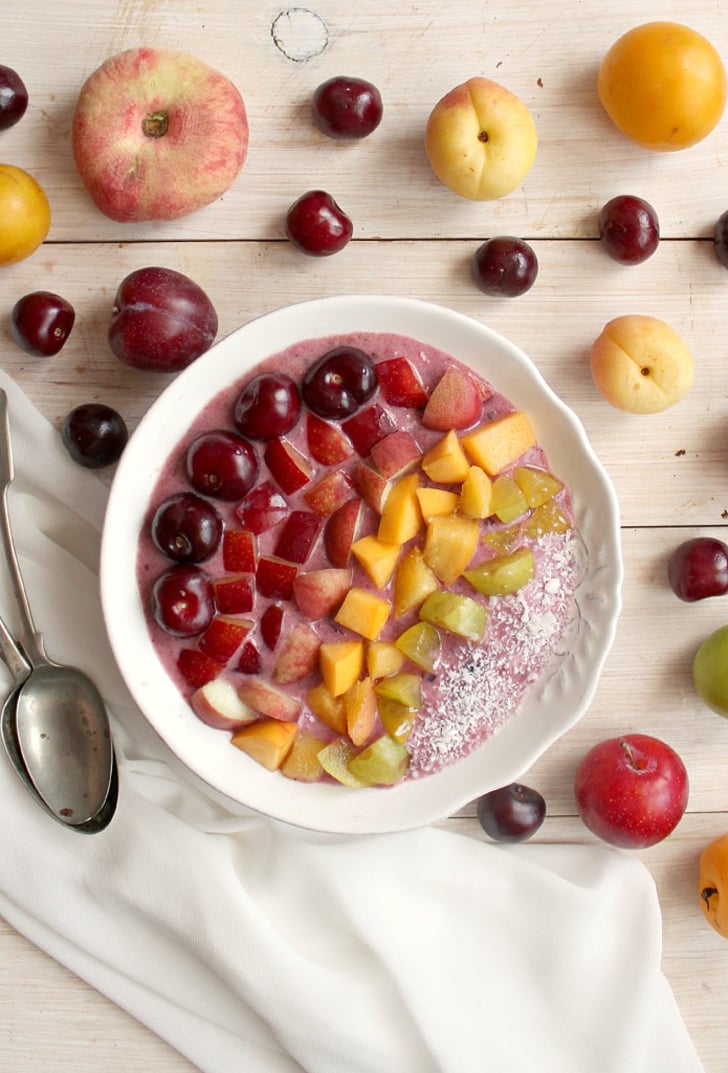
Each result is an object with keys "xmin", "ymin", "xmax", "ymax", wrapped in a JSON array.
[{"xmin": 101, "ymin": 295, "xmax": 622, "ymax": 833}]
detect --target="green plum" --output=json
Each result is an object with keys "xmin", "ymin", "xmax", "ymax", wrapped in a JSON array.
[{"xmin": 693, "ymin": 625, "xmax": 728, "ymax": 717}]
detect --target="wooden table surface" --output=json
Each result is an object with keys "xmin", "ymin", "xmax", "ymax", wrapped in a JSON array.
[{"xmin": 2, "ymin": 1, "xmax": 728, "ymax": 1069}]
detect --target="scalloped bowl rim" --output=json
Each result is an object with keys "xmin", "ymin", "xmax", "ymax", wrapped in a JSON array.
[{"xmin": 100, "ymin": 295, "xmax": 623, "ymax": 833}]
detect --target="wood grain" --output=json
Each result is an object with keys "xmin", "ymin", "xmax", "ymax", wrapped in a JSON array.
[{"xmin": 2, "ymin": 1, "xmax": 728, "ymax": 1070}]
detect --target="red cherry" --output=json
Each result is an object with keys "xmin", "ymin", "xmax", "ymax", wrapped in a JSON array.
[
  {"xmin": 285, "ymin": 190, "xmax": 353, "ymax": 256},
  {"xmin": 311, "ymin": 76, "xmax": 383, "ymax": 139}
]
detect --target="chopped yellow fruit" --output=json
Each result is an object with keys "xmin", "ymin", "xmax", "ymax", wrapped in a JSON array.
[
  {"xmin": 461, "ymin": 411, "xmax": 536, "ymax": 476},
  {"xmin": 465, "ymin": 547, "xmax": 535, "ymax": 596},
  {"xmin": 523, "ymin": 499, "xmax": 572, "ymax": 537},
  {"xmin": 459, "ymin": 465, "xmax": 493, "ymax": 519},
  {"xmin": 280, "ymin": 731, "xmax": 328, "ymax": 782},
  {"xmin": 419, "ymin": 590, "xmax": 487, "ymax": 642},
  {"xmin": 491, "ymin": 474, "xmax": 529, "ymax": 523},
  {"xmin": 377, "ymin": 472, "xmax": 423, "ymax": 545},
  {"xmin": 416, "ymin": 486, "xmax": 459, "ymax": 521},
  {"xmin": 231, "ymin": 719, "xmax": 297, "ymax": 771},
  {"xmin": 392, "ymin": 546, "xmax": 440, "ymax": 618},
  {"xmin": 421, "ymin": 429, "xmax": 470, "ymax": 484},
  {"xmin": 318, "ymin": 739, "xmax": 368, "ymax": 788},
  {"xmin": 374, "ymin": 672, "xmax": 422, "ymax": 710},
  {"xmin": 347, "ymin": 734, "xmax": 410, "ymax": 786},
  {"xmin": 366, "ymin": 641, "xmax": 405, "ymax": 679},
  {"xmin": 377, "ymin": 696, "xmax": 417, "ymax": 742},
  {"xmin": 513, "ymin": 465, "xmax": 564, "ymax": 508},
  {"xmin": 319, "ymin": 640, "xmax": 364, "ymax": 696},
  {"xmin": 306, "ymin": 681, "xmax": 347, "ymax": 734},
  {"xmin": 344, "ymin": 676, "xmax": 378, "ymax": 746},
  {"xmin": 335, "ymin": 587, "xmax": 391, "ymax": 641},
  {"xmin": 351, "ymin": 533, "xmax": 401, "ymax": 588},
  {"xmin": 481, "ymin": 524, "xmax": 522, "ymax": 554},
  {"xmin": 395, "ymin": 621, "xmax": 441, "ymax": 672},
  {"xmin": 423, "ymin": 514, "xmax": 479, "ymax": 583}
]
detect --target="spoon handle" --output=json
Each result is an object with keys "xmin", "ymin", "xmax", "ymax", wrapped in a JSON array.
[
  {"xmin": 0, "ymin": 390, "xmax": 48, "ymax": 666},
  {"xmin": 0, "ymin": 611, "xmax": 31, "ymax": 686}
]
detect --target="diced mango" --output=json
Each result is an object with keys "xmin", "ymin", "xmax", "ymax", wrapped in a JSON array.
[
  {"xmin": 465, "ymin": 547, "xmax": 535, "ymax": 596},
  {"xmin": 351, "ymin": 533, "xmax": 401, "ymax": 589},
  {"xmin": 419, "ymin": 591, "xmax": 487, "ymax": 642},
  {"xmin": 347, "ymin": 734, "xmax": 410, "ymax": 786},
  {"xmin": 461, "ymin": 411, "xmax": 536, "ymax": 475},
  {"xmin": 319, "ymin": 640, "xmax": 364, "ymax": 696},
  {"xmin": 513, "ymin": 465, "xmax": 564, "ymax": 508},
  {"xmin": 231, "ymin": 719, "xmax": 298, "ymax": 771},
  {"xmin": 416, "ymin": 486, "xmax": 459, "ymax": 521},
  {"xmin": 318, "ymin": 739, "xmax": 368, "ymax": 788},
  {"xmin": 421, "ymin": 430, "xmax": 470, "ymax": 484},
  {"xmin": 423, "ymin": 514, "xmax": 479, "ymax": 583},
  {"xmin": 395, "ymin": 621, "xmax": 441, "ymax": 672},
  {"xmin": 377, "ymin": 696, "xmax": 417, "ymax": 742},
  {"xmin": 343, "ymin": 676, "xmax": 378, "ymax": 746},
  {"xmin": 491, "ymin": 474, "xmax": 529, "ymax": 523},
  {"xmin": 374, "ymin": 672, "xmax": 422, "ymax": 710},
  {"xmin": 366, "ymin": 641, "xmax": 405, "ymax": 679},
  {"xmin": 523, "ymin": 499, "xmax": 572, "ymax": 537},
  {"xmin": 306, "ymin": 681, "xmax": 347, "ymax": 734},
  {"xmin": 280, "ymin": 731, "xmax": 328, "ymax": 782},
  {"xmin": 377, "ymin": 472, "xmax": 423, "ymax": 545},
  {"xmin": 459, "ymin": 465, "xmax": 493, "ymax": 519},
  {"xmin": 392, "ymin": 546, "xmax": 440, "ymax": 618},
  {"xmin": 335, "ymin": 587, "xmax": 391, "ymax": 641}
]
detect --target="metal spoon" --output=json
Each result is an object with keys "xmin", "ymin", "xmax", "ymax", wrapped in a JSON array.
[{"xmin": 0, "ymin": 389, "xmax": 116, "ymax": 827}]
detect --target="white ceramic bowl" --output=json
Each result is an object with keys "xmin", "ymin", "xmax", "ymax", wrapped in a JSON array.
[{"xmin": 101, "ymin": 295, "xmax": 622, "ymax": 833}]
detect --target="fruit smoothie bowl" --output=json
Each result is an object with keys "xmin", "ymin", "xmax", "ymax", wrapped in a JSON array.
[{"xmin": 101, "ymin": 295, "xmax": 622, "ymax": 833}]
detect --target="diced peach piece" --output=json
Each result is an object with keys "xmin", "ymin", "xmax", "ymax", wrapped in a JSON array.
[
  {"xmin": 272, "ymin": 622, "xmax": 321, "ymax": 684},
  {"xmin": 458, "ymin": 465, "xmax": 493, "ymax": 519},
  {"xmin": 303, "ymin": 470, "xmax": 355, "ymax": 516},
  {"xmin": 423, "ymin": 514, "xmax": 479, "ymax": 583},
  {"xmin": 335, "ymin": 587, "xmax": 391, "ymax": 641},
  {"xmin": 513, "ymin": 465, "xmax": 563, "ymax": 508},
  {"xmin": 377, "ymin": 696, "xmax": 417, "ymax": 742},
  {"xmin": 392, "ymin": 546, "xmax": 440, "ymax": 618},
  {"xmin": 461, "ymin": 411, "xmax": 536, "ymax": 476},
  {"xmin": 231, "ymin": 719, "xmax": 298, "ymax": 771},
  {"xmin": 238, "ymin": 677, "xmax": 302, "ymax": 721},
  {"xmin": 280, "ymin": 731, "xmax": 328, "ymax": 782},
  {"xmin": 293, "ymin": 567, "xmax": 352, "ymax": 619},
  {"xmin": 317, "ymin": 739, "xmax": 367, "ymax": 788},
  {"xmin": 347, "ymin": 734, "xmax": 410, "ymax": 786},
  {"xmin": 190, "ymin": 678, "xmax": 257, "ymax": 731},
  {"xmin": 323, "ymin": 498, "xmax": 363, "ymax": 567},
  {"xmin": 344, "ymin": 677, "xmax": 378, "ymax": 746},
  {"xmin": 370, "ymin": 431, "xmax": 422, "ymax": 479},
  {"xmin": 319, "ymin": 640, "xmax": 364, "ymax": 697},
  {"xmin": 415, "ymin": 486, "xmax": 458, "ymax": 521},
  {"xmin": 351, "ymin": 462, "xmax": 391, "ymax": 515},
  {"xmin": 395, "ymin": 621, "xmax": 441, "ymax": 672},
  {"xmin": 306, "ymin": 681, "xmax": 347, "ymax": 734},
  {"xmin": 491, "ymin": 474, "xmax": 529, "ymax": 523},
  {"xmin": 421, "ymin": 429, "xmax": 470, "ymax": 484},
  {"xmin": 377, "ymin": 472, "xmax": 423, "ymax": 545},
  {"xmin": 366, "ymin": 641, "xmax": 405, "ymax": 680},
  {"xmin": 351, "ymin": 534, "xmax": 401, "ymax": 589},
  {"xmin": 422, "ymin": 366, "xmax": 483, "ymax": 431}
]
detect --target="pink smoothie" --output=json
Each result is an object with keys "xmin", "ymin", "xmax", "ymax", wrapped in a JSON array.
[{"xmin": 137, "ymin": 331, "xmax": 578, "ymax": 783}]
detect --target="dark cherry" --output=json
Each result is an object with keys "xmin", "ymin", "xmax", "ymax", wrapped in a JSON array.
[
  {"xmin": 151, "ymin": 492, "xmax": 223, "ymax": 563},
  {"xmin": 476, "ymin": 783, "xmax": 546, "ymax": 842},
  {"xmin": 185, "ymin": 429, "xmax": 259, "ymax": 501},
  {"xmin": 0, "ymin": 64, "xmax": 28, "ymax": 130},
  {"xmin": 311, "ymin": 76, "xmax": 383, "ymax": 139},
  {"xmin": 714, "ymin": 210, "xmax": 728, "ymax": 269},
  {"xmin": 10, "ymin": 291, "xmax": 75, "ymax": 356},
  {"xmin": 471, "ymin": 237, "xmax": 538, "ymax": 297},
  {"xmin": 233, "ymin": 372, "xmax": 301, "ymax": 441},
  {"xmin": 285, "ymin": 190, "xmax": 353, "ymax": 256},
  {"xmin": 668, "ymin": 537, "xmax": 728, "ymax": 602},
  {"xmin": 151, "ymin": 564, "xmax": 215, "ymax": 637},
  {"xmin": 598, "ymin": 195, "xmax": 660, "ymax": 265},
  {"xmin": 61, "ymin": 404, "xmax": 128, "ymax": 468},
  {"xmin": 301, "ymin": 346, "xmax": 377, "ymax": 420}
]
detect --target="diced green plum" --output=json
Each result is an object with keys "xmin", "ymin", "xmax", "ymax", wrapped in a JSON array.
[
  {"xmin": 465, "ymin": 547, "xmax": 534, "ymax": 596},
  {"xmin": 419, "ymin": 590, "xmax": 487, "ymax": 642},
  {"xmin": 347, "ymin": 734, "xmax": 410, "ymax": 786}
]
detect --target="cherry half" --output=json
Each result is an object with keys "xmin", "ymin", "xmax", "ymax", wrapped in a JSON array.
[
  {"xmin": 0, "ymin": 65, "xmax": 28, "ymax": 130},
  {"xmin": 10, "ymin": 291, "xmax": 75, "ymax": 356},
  {"xmin": 312, "ymin": 76, "xmax": 383, "ymax": 139},
  {"xmin": 302, "ymin": 346, "xmax": 377, "ymax": 419},
  {"xmin": 668, "ymin": 537, "xmax": 728, "ymax": 602},
  {"xmin": 285, "ymin": 190, "xmax": 353, "ymax": 256}
]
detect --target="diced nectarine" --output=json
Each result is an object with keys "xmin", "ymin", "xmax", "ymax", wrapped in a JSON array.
[
  {"xmin": 423, "ymin": 514, "xmax": 479, "ymax": 583},
  {"xmin": 392, "ymin": 546, "xmax": 440, "ymax": 618},
  {"xmin": 491, "ymin": 474, "xmax": 529, "ymax": 523},
  {"xmin": 335, "ymin": 588, "xmax": 391, "ymax": 641},
  {"xmin": 306, "ymin": 681, "xmax": 347, "ymax": 734},
  {"xmin": 415, "ymin": 486, "xmax": 458, "ymax": 521},
  {"xmin": 458, "ymin": 465, "xmax": 493, "ymax": 519},
  {"xmin": 513, "ymin": 465, "xmax": 563, "ymax": 508},
  {"xmin": 377, "ymin": 472, "xmax": 423, "ymax": 545},
  {"xmin": 366, "ymin": 641, "xmax": 405, "ymax": 679},
  {"xmin": 351, "ymin": 534, "xmax": 401, "ymax": 589},
  {"xmin": 461, "ymin": 411, "xmax": 536, "ymax": 475},
  {"xmin": 395, "ymin": 621, "xmax": 441, "ymax": 672},
  {"xmin": 319, "ymin": 640, "xmax": 364, "ymax": 696},
  {"xmin": 280, "ymin": 731, "xmax": 328, "ymax": 782},
  {"xmin": 344, "ymin": 676, "xmax": 378, "ymax": 746},
  {"xmin": 231, "ymin": 719, "xmax": 298, "ymax": 771},
  {"xmin": 421, "ymin": 430, "xmax": 470, "ymax": 484},
  {"xmin": 377, "ymin": 696, "xmax": 417, "ymax": 742}
]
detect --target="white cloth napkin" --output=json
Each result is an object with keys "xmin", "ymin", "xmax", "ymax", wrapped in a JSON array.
[{"xmin": 0, "ymin": 370, "xmax": 704, "ymax": 1073}]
